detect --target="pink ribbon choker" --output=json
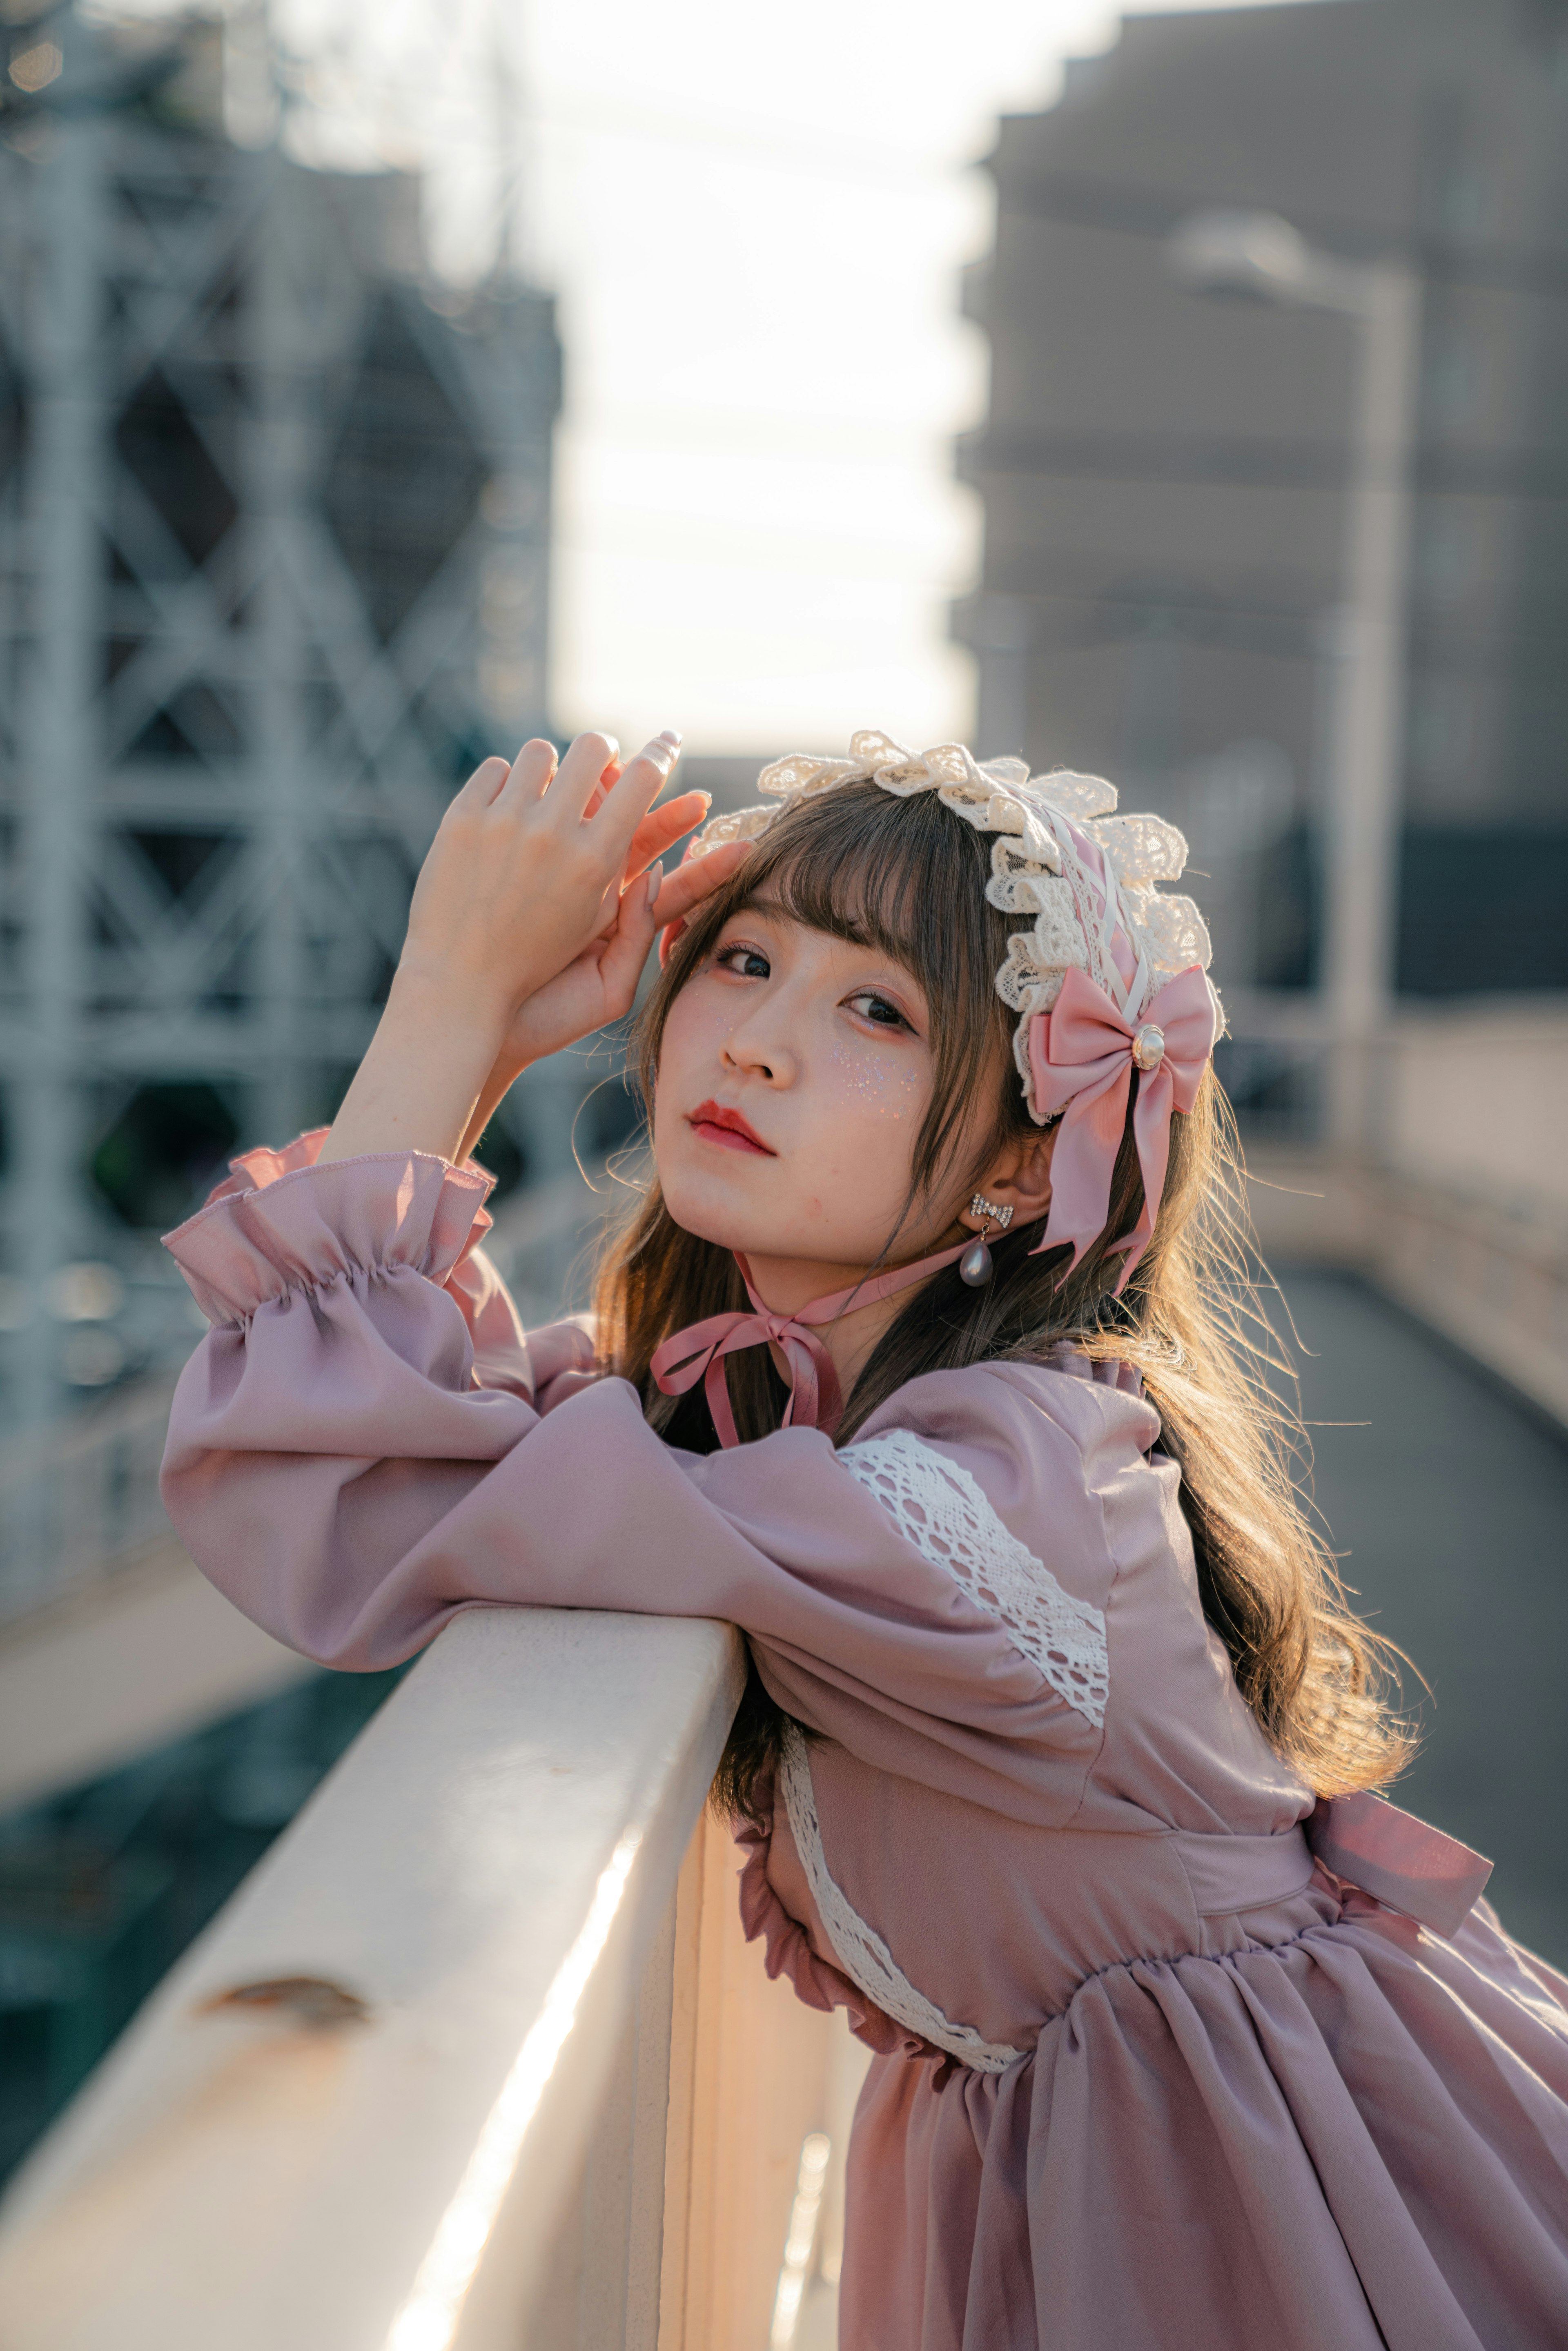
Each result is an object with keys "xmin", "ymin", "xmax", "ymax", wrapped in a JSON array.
[{"xmin": 651, "ymin": 1236, "xmax": 978, "ymax": 1450}]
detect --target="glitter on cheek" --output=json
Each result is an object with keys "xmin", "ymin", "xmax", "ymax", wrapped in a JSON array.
[{"xmin": 829, "ymin": 1041, "xmax": 921, "ymax": 1119}]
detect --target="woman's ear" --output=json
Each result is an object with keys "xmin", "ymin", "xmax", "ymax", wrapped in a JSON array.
[{"xmin": 962, "ymin": 1127, "xmax": 1057, "ymax": 1229}]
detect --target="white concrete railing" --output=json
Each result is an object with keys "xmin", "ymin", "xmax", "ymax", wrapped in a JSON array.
[
  {"xmin": 1220, "ymin": 993, "xmax": 1568, "ymax": 1161},
  {"xmin": 0, "ymin": 1602, "xmax": 866, "ymax": 2349},
  {"xmin": 1247, "ymin": 1145, "xmax": 1568, "ymax": 1433}
]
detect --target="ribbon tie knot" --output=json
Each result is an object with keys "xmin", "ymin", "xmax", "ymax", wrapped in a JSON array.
[
  {"xmin": 650, "ymin": 1296, "xmax": 842, "ymax": 1453},
  {"xmin": 649, "ymin": 1236, "xmax": 978, "ymax": 1449}
]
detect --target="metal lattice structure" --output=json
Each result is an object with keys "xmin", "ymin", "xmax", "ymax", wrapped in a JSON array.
[{"xmin": 0, "ymin": 11, "xmax": 561, "ymax": 1418}]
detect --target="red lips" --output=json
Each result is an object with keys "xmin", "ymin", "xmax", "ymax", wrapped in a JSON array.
[{"xmin": 688, "ymin": 1099, "xmax": 775, "ymax": 1156}]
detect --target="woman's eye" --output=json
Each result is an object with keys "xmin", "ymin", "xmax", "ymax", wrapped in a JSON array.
[
  {"xmin": 846, "ymin": 990, "xmax": 909, "ymax": 1030},
  {"xmin": 716, "ymin": 944, "xmax": 771, "ymax": 980}
]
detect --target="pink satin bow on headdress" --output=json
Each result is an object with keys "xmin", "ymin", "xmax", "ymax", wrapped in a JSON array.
[
  {"xmin": 650, "ymin": 1239, "xmax": 971, "ymax": 1449},
  {"xmin": 1028, "ymin": 962, "xmax": 1219, "ymax": 1294}
]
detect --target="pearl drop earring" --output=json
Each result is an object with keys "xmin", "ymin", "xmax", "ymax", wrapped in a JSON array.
[{"xmin": 959, "ymin": 1194, "xmax": 1013, "ymax": 1287}]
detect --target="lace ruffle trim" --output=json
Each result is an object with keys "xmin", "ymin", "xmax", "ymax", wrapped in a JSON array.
[
  {"xmin": 840, "ymin": 1427, "xmax": 1109, "ymax": 1729},
  {"xmin": 735, "ymin": 1775, "xmax": 925, "ymax": 2063},
  {"xmin": 779, "ymin": 1727, "xmax": 1023, "ymax": 2076}
]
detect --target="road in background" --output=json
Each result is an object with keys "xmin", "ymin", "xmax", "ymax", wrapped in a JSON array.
[{"xmin": 1280, "ymin": 1270, "xmax": 1568, "ymax": 1968}]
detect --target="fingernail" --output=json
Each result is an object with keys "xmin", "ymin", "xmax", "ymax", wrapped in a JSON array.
[
  {"xmin": 646, "ymin": 860, "xmax": 664, "ymax": 910},
  {"xmin": 657, "ymin": 727, "xmax": 682, "ymax": 747},
  {"xmin": 644, "ymin": 736, "xmax": 678, "ymax": 773}
]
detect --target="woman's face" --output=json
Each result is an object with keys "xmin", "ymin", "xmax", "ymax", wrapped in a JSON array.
[{"xmin": 653, "ymin": 898, "xmax": 967, "ymax": 1288}]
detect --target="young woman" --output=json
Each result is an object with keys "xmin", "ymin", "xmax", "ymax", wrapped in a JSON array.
[{"xmin": 162, "ymin": 726, "xmax": 1568, "ymax": 2349}]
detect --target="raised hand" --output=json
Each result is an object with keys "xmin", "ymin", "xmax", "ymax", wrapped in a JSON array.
[
  {"xmin": 396, "ymin": 731, "xmax": 687, "ymax": 1023},
  {"xmin": 488, "ymin": 837, "xmax": 742, "ymax": 1068},
  {"xmin": 456, "ymin": 832, "xmax": 748, "ymax": 1161},
  {"xmin": 317, "ymin": 731, "xmax": 746, "ymax": 1169}
]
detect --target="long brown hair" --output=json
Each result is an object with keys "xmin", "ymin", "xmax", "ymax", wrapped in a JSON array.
[{"xmin": 595, "ymin": 780, "xmax": 1412, "ymax": 1820}]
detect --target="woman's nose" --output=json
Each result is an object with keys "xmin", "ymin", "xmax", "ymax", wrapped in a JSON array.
[{"xmin": 722, "ymin": 1010, "xmax": 795, "ymax": 1086}]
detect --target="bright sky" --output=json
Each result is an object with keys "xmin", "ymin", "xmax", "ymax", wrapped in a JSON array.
[{"xmin": 159, "ymin": 0, "xmax": 1294, "ymax": 755}]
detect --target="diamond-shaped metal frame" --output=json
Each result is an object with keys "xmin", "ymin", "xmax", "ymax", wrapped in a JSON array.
[{"xmin": 0, "ymin": 53, "xmax": 560, "ymax": 1413}]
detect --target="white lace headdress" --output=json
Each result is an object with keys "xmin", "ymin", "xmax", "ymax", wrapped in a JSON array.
[{"xmin": 682, "ymin": 728, "xmax": 1222, "ymax": 1128}]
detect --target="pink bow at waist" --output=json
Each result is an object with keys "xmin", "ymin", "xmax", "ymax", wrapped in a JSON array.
[
  {"xmin": 1307, "ymin": 1790, "xmax": 1492, "ymax": 1939},
  {"xmin": 1183, "ymin": 1794, "xmax": 1490, "ymax": 1941},
  {"xmin": 1027, "ymin": 962, "xmax": 1220, "ymax": 1292}
]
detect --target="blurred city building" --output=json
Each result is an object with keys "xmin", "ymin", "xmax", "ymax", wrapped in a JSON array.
[
  {"xmin": 958, "ymin": 0, "xmax": 1568, "ymax": 1426},
  {"xmin": 0, "ymin": 5, "xmax": 561, "ymax": 1432},
  {"xmin": 959, "ymin": 0, "xmax": 1567, "ymax": 1004}
]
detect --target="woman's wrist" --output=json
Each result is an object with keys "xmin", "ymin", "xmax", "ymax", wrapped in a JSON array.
[
  {"xmin": 384, "ymin": 959, "xmax": 513, "ymax": 1043},
  {"xmin": 317, "ymin": 967, "xmax": 510, "ymax": 1169}
]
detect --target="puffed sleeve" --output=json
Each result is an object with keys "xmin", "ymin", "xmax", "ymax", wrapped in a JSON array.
[
  {"xmin": 181, "ymin": 1128, "xmax": 592, "ymax": 1405},
  {"xmin": 161, "ymin": 1148, "xmax": 1120, "ymax": 1814}
]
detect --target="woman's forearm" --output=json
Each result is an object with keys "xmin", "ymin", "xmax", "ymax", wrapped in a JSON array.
[{"xmin": 318, "ymin": 971, "xmax": 507, "ymax": 1167}]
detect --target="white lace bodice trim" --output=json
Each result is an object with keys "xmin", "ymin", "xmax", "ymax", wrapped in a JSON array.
[
  {"xmin": 778, "ymin": 1727, "xmax": 1023, "ymax": 2075},
  {"xmin": 840, "ymin": 1426, "xmax": 1109, "ymax": 1729}
]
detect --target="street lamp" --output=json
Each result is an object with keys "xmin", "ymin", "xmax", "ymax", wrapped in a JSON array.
[{"xmin": 1169, "ymin": 209, "xmax": 1422, "ymax": 1159}]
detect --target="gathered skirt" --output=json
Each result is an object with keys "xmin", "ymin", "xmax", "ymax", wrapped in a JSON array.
[{"xmin": 831, "ymin": 1886, "xmax": 1568, "ymax": 2350}]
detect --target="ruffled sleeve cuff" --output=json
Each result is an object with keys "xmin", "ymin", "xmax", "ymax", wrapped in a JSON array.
[
  {"xmin": 162, "ymin": 1132, "xmax": 496, "ymax": 1327},
  {"xmin": 198, "ymin": 1127, "xmax": 337, "ymax": 1205}
]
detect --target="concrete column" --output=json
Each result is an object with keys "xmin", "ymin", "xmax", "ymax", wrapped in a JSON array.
[
  {"xmin": 1321, "ymin": 263, "xmax": 1421, "ymax": 1158},
  {"xmin": 969, "ymin": 593, "xmax": 1032, "ymax": 765},
  {"xmin": 246, "ymin": 160, "xmax": 312, "ymax": 1150},
  {"xmin": 13, "ymin": 92, "xmax": 107, "ymax": 1422}
]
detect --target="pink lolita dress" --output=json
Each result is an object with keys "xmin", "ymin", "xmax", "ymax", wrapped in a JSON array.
[{"xmin": 159, "ymin": 741, "xmax": 1568, "ymax": 2349}]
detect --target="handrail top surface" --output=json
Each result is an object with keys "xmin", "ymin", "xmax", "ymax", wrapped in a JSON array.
[{"xmin": 0, "ymin": 1603, "xmax": 746, "ymax": 2350}]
